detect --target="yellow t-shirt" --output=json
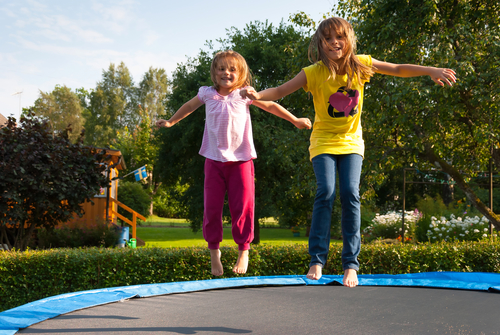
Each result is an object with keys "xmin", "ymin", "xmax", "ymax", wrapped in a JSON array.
[{"xmin": 303, "ymin": 55, "xmax": 372, "ymax": 160}]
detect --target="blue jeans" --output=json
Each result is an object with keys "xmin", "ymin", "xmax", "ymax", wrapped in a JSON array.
[{"xmin": 309, "ymin": 153, "xmax": 362, "ymax": 271}]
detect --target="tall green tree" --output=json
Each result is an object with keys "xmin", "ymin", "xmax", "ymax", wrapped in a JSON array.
[
  {"xmin": 156, "ymin": 50, "xmax": 212, "ymax": 232},
  {"xmin": 84, "ymin": 62, "xmax": 139, "ymax": 147},
  {"xmin": 31, "ymin": 85, "xmax": 84, "ymax": 143},
  {"xmin": 335, "ymin": 0, "xmax": 500, "ymax": 228},
  {"xmin": 0, "ymin": 115, "xmax": 108, "ymax": 251},
  {"xmin": 138, "ymin": 67, "xmax": 169, "ymax": 125},
  {"xmin": 112, "ymin": 108, "xmax": 161, "ymax": 215}
]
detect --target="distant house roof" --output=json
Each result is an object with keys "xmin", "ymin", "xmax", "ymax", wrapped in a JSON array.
[{"xmin": 0, "ymin": 113, "xmax": 7, "ymax": 127}]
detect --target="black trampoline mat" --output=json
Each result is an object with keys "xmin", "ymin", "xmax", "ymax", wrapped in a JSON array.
[{"xmin": 18, "ymin": 285, "xmax": 500, "ymax": 334}]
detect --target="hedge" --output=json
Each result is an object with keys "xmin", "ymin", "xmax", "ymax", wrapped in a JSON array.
[{"xmin": 1, "ymin": 241, "xmax": 500, "ymax": 312}]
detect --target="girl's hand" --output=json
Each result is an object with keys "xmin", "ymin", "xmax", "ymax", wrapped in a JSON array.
[
  {"xmin": 156, "ymin": 119, "xmax": 172, "ymax": 128},
  {"xmin": 430, "ymin": 68, "xmax": 456, "ymax": 87},
  {"xmin": 294, "ymin": 118, "xmax": 312, "ymax": 129},
  {"xmin": 240, "ymin": 87, "xmax": 261, "ymax": 100}
]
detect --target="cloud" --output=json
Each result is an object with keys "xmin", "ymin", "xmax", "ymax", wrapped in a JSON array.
[{"xmin": 90, "ymin": 0, "xmax": 138, "ymax": 34}]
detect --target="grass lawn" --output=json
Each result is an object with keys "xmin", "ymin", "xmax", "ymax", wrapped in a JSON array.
[{"xmin": 137, "ymin": 216, "xmax": 341, "ymax": 248}]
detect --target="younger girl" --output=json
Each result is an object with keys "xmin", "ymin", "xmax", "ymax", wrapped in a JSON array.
[
  {"xmin": 156, "ymin": 50, "xmax": 311, "ymax": 276},
  {"xmin": 241, "ymin": 17, "xmax": 456, "ymax": 287}
]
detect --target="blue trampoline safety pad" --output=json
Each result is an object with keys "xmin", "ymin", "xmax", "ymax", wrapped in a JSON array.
[{"xmin": 1, "ymin": 271, "xmax": 499, "ymax": 335}]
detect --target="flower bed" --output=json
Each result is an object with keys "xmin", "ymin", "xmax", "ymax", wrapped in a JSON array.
[{"xmin": 426, "ymin": 214, "xmax": 495, "ymax": 242}]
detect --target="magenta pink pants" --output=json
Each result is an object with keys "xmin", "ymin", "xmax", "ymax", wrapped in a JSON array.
[{"xmin": 203, "ymin": 158, "xmax": 255, "ymax": 251}]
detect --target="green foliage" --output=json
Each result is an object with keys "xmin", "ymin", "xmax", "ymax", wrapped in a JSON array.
[
  {"xmin": 30, "ymin": 85, "xmax": 85, "ymax": 143},
  {"xmin": 117, "ymin": 181, "xmax": 150, "ymax": 222},
  {"xmin": 1, "ymin": 241, "xmax": 499, "ymax": 312},
  {"xmin": 425, "ymin": 214, "xmax": 494, "ymax": 243},
  {"xmin": 335, "ymin": 0, "xmax": 500, "ymax": 227},
  {"xmin": 0, "ymin": 115, "xmax": 108, "ymax": 251},
  {"xmin": 152, "ymin": 183, "xmax": 188, "ymax": 218},
  {"xmin": 363, "ymin": 211, "xmax": 420, "ymax": 242},
  {"xmin": 157, "ymin": 51, "xmax": 212, "ymax": 231},
  {"xmin": 31, "ymin": 220, "xmax": 120, "ymax": 249},
  {"xmin": 83, "ymin": 62, "xmax": 139, "ymax": 147}
]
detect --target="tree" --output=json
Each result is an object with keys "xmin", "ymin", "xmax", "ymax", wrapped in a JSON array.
[
  {"xmin": 31, "ymin": 85, "xmax": 85, "ymax": 143},
  {"xmin": 0, "ymin": 115, "xmax": 108, "ymax": 250},
  {"xmin": 335, "ymin": 0, "xmax": 500, "ymax": 228},
  {"xmin": 138, "ymin": 67, "xmax": 169, "ymax": 125},
  {"xmin": 112, "ymin": 108, "xmax": 161, "ymax": 216},
  {"xmin": 84, "ymin": 62, "xmax": 139, "ymax": 147},
  {"xmin": 156, "ymin": 50, "xmax": 212, "ymax": 232}
]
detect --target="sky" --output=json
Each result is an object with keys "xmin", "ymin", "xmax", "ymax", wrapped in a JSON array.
[{"xmin": 1, "ymin": 0, "xmax": 336, "ymax": 121}]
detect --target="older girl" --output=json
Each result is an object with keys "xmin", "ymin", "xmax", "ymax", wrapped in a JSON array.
[{"xmin": 241, "ymin": 17, "xmax": 456, "ymax": 287}]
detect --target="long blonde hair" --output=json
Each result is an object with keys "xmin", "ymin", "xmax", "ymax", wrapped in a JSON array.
[
  {"xmin": 308, "ymin": 17, "xmax": 374, "ymax": 89},
  {"xmin": 210, "ymin": 50, "xmax": 252, "ymax": 92}
]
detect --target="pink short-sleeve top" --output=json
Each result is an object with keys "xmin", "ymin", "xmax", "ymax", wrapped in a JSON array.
[{"xmin": 197, "ymin": 86, "xmax": 257, "ymax": 162}]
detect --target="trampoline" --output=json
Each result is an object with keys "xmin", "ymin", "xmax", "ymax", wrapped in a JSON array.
[{"xmin": 1, "ymin": 272, "xmax": 500, "ymax": 334}]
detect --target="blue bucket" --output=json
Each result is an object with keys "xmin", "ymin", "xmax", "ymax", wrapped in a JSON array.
[{"xmin": 117, "ymin": 226, "xmax": 129, "ymax": 248}]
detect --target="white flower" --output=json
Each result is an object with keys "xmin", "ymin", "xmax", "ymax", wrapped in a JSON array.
[
  {"xmin": 438, "ymin": 233, "xmax": 442, "ymax": 237},
  {"xmin": 484, "ymin": 228, "xmax": 488, "ymax": 232},
  {"xmin": 474, "ymin": 229, "xmax": 480, "ymax": 233},
  {"xmin": 434, "ymin": 227, "xmax": 440, "ymax": 231},
  {"xmin": 432, "ymin": 236, "xmax": 437, "ymax": 239},
  {"xmin": 482, "ymin": 234, "xmax": 488, "ymax": 238},
  {"xmin": 465, "ymin": 230, "xmax": 469, "ymax": 234}
]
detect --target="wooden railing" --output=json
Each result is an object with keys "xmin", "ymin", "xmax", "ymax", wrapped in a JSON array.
[{"xmin": 108, "ymin": 198, "xmax": 146, "ymax": 239}]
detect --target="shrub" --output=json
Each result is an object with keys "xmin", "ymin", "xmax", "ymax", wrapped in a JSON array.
[
  {"xmin": 118, "ymin": 181, "xmax": 150, "ymax": 222},
  {"xmin": 362, "ymin": 210, "xmax": 421, "ymax": 242},
  {"xmin": 425, "ymin": 214, "xmax": 495, "ymax": 242},
  {"xmin": 152, "ymin": 183, "xmax": 188, "ymax": 218},
  {"xmin": 1, "ymin": 242, "xmax": 500, "ymax": 312},
  {"xmin": 32, "ymin": 220, "xmax": 120, "ymax": 249}
]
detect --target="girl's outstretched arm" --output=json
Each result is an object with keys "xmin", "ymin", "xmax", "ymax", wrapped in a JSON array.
[
  {"xmin": 372, "ymin": 58, "xmax": 456, "ymax": 87},
  {"xmin": 156, "ymin": 96, "xmax": 203, "ymax": 128},
  {"xmin": 241, "ymin": 70, "xmax": 307, "ymax": 101},
  {"xmin": 253, "ymin": 100, "xmax": 312, "ymax": 129}
]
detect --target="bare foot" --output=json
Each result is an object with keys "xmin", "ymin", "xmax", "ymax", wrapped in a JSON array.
[
  {"xmin": 232, "ymin": 250, "xmax": 249, "ymax": 274},
  {"xmin": 306, "ymin": 264, "xmax": 322, "ymax": 280},
  {"xmin": 210, "ymin": 249, "xmax": 223, "ymax": 276},
  {"xmin": 343, "ymin": 269, "xmax": 358, "ymax": 287}
]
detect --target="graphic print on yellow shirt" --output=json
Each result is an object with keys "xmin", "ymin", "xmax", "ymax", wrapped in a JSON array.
[
  {"xmin": 327, "ymin": 86, "xmax": 360, "ymax": 118},
  {"xmin": 303, "ymin": 55, "xmax": 372, "ymax": 160}
]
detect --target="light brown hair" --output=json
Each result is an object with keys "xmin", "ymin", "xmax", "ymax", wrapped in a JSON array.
[
  {"xmin": 210, "ymin": 50, "xmax": 252, "ymax": 92},
  {"xmin": 308, "ymin": 17, "xmax": 374, "ymax": 89}
]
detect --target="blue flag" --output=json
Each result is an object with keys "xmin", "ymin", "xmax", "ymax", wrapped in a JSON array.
[{"xmin": 134, "ymin": 165, "xmax": 147, "ymax": 181}]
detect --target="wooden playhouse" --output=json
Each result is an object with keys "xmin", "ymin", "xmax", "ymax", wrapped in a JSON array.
[{"xmin": 63, "ymin": 148, "xmax": 146, "ymax": 244}]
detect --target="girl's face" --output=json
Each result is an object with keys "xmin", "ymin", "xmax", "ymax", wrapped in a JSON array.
[
  {"xmin": 215, "ymin": 58, "xmax": 240, "ymax": 94},
  {"xmin": 322, "ymin": 29, "xmax": 346, "ymax": 61}
]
